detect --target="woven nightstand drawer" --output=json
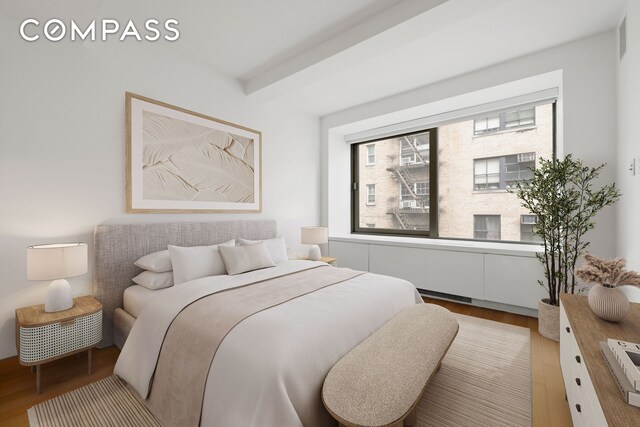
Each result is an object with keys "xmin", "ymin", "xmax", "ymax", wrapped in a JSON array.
[{"xmin": 19, "ymin": 311, "xmax": 102, "ymax": 364}]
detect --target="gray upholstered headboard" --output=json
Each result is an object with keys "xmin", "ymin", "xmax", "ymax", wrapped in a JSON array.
[{"xmin": 93, "ymin": 220, "xmax": 277, "ymax": 347}]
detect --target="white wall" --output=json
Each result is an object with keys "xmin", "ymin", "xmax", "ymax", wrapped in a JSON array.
[
  {"xmin": 0, "ymin": 16, "xmax": 320, "ymax": 358},
  {"xmin": 617, "ymin": 1, "xmax": 640, "ymax": 269},
  {"xmin": 321, "ymin": 31, "xmax": 619, "ymax": 258}
]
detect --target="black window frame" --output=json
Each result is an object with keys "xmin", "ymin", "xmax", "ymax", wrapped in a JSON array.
[
  {"xmin": 350, "ymin": 102, "xmax": 556, "ymax": 243},
  {"xmin": 351, "ymin": 128, "xmax": 438, "ymax": 238}
]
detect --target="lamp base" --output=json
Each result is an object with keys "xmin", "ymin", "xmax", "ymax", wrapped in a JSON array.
[
  {"xmin": 45, "ymin": 279, "xmax": 73, "ymax": 313},
  {"xmin": 308, "ymin": 245, "xmax": 321, "ymax": 261}
]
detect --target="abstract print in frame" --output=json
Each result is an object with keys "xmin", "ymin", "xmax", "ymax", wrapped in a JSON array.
[{"xmin": 126, "ymin": 92, "xmax": 262, "ymax": 213}]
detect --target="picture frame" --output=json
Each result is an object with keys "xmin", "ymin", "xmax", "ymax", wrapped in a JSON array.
[{"xmin": 125, "ymin": 92, "xmax": 262, "ymax": 213}]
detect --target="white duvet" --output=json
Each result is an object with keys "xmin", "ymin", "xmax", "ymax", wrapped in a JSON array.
[{"xmin": 115, "ymin": 261, "xmax": 421, "ymax": 426}]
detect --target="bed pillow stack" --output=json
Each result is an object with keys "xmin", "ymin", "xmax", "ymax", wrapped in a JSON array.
[
  {"xmin": 133, "ymin": 250, "xmax": 174, "ymax": 290},
  {"xmin": 133, "ymin": 236, "xmax": 288, "ymax": 286}
]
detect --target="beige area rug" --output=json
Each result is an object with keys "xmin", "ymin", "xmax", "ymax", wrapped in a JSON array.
[
  {"xmin": 29, "ymin": 314, "xmax": 531, "ymax": 427},
  {"xmin": 28, "ymin": 375, "xmax": 161, "ymax": 427},
  {"xmin": 417, "ymin": 314, "xmax": 532, "ymax": 427}
]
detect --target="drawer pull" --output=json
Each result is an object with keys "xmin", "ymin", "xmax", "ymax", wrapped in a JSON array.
[
  {"xmin": 575, "ymin": 355, "xmax": 581, "ymax": 363},
  {"xmin": 59, "ymin": 319, "xmax": 75, "ymax": 327},
  {"xmin": 575, "ymin": 404, "xmax": 581, "ymax": 413},
  {"xmin": 575, "ymin": 378, "xmax": 581, "ymax": 386},
  {"xmin": 566, "ymin": 327, "xmax": 570, "ymax": 333}
]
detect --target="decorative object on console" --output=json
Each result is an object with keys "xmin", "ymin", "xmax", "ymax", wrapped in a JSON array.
[
  {"xmin": 301, "ymin": 226, "xmax": 328, "ymax": 261},
  {"xmin": 575, "ymin": 253, "xmax": 640, "ymax": 321},
  {"xmin": 27, "ymin": 243, "xmax": 88, "ymax": 312},
  {"xmin": 126, "ymin": 92, "xmax": 262, "ymax": 213},
  {"xmin": 599, "ymin": 341, "xmax": 640, "ymax": 407},
  {"xmin": 512, "ymin": 155, "xmax": 620, "ymax": 341},
  {"xmin": 607, "ymin": 338, "xmax": 640, "ymax": 391}
]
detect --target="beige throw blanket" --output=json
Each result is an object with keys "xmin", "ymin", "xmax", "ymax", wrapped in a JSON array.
[{"xmin": 146, "ymin": 266, "xmax": 363, "ymax": 427}]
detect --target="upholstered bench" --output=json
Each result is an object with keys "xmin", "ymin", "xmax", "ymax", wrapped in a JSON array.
[{"xmin": 322, "ymin": 303, "xmax": 459, "ymax": 427}]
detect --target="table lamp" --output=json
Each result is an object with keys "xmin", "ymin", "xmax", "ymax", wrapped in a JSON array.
[
  {"xmin": 27, "ymin": 243, "xmax": 88, "ymax": 312},
  {"xmin": 301, "ymin": 227, "xmax": 328, "ymax": 261}
]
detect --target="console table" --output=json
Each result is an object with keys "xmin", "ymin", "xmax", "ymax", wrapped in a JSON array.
[{"xmin": 560, "ymin": 293, "xmax": 640, "ymax": 426}]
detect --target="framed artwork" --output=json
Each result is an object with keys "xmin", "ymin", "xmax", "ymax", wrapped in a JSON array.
[{"xmin": 125, "ymin": 92, "xmax": 261, "ymax": 213}]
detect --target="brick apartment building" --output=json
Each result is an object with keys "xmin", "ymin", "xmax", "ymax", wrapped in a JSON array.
[{"xmin": 357, "ymin": 103, "xmax": 553, "ymax": 242}]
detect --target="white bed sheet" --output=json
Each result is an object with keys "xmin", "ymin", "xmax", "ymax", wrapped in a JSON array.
[{"xmin": 123, "ymin": 285, "xmax": 168, "ymax": 318}]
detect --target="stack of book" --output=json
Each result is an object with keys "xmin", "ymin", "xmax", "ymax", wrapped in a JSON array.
[{"xmin": 600, "ymin": 339, "xmax": 640, "ymax": 407}]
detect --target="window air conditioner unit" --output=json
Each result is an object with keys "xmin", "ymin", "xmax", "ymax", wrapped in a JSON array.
[
  {"xmin": 521, "ymin": 215, "xmax": 537, "ymax": 225},
  {"xmin": 401, "ymin": 201, "xmax": 416, "ymax": 208}
]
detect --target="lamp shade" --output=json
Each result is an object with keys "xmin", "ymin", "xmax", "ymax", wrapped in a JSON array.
[
  {"xmin": 301, "ymin": 227, "xmax": 328, "ymax": 245},
  {"xmin": 27, "ymin": 243, "xmax": 88, "ymax": 281}
]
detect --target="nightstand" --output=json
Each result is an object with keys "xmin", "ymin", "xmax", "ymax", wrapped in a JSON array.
[
  {"xmin": 15, "ymin": 295, "xmax": 102, "ymax": 393},
  {"xmin": 302, "ymin": 256, "xmax": 337, "ymax": 266}
]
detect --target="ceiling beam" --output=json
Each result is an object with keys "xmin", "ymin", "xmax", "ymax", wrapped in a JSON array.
[{"xmin": 243, "ymin": 0, "xmax": 450, "ymax": 102}]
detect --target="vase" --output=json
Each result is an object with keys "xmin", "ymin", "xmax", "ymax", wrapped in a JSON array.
[
  {"xmin": 588, "ymin": 284, "xmax": 630, "ymax": 322},
  {"xmin": 538, "ymin": 299, "xmax": 560, "ymax": 342}
]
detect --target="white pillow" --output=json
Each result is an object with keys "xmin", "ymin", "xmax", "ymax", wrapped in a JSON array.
[
  {"xmin": 134, "ymin": 250, "xmax": 172, "ymax": 273},
  {"xmin": 168, "ymin": 240, "xmax": 235, "ymax": 285},
  {"xmin": 132, "ymin": 271, "xmax": 174, "ymax": 290},
  {"xmin": 219, "ymin": 242, "xmax": 275, "ymax": 275},
  {"xmin": 237, "ymin": 236, "xmax": 288, "ymax": 264}
]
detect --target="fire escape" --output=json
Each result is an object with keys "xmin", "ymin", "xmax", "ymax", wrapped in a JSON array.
[{"xmin": 386, "ymin": 136, "xmax": 429, "ymax": 230}]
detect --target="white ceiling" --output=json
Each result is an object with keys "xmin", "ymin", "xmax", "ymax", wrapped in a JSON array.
[{"xmin": 1, "ymin": 0, "xmax": 627, "ymax": 116}]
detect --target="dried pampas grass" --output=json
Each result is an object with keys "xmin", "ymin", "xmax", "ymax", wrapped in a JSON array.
[{"xmin": 575, "ymin": 253, "xmax": 640, "ymax": 287}]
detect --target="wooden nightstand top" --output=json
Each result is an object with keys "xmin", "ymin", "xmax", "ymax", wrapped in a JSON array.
[{"xmin": 16, "ymin": 295, "xmax": 102, "ymax": 328}]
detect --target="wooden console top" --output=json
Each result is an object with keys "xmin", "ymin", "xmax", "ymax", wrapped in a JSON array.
[{"xmin": 561, "ymin": 293, "xmax": 640, "ymax": 426}]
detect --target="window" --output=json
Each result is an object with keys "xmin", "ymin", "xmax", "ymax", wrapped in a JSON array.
[
  {"xmin": 474, "ymin": 215, "xmax": 501, "ymax": 240},
  {"xmin": 474, "ymin": 107, "xmax": 536, "ymax": 135},
  {"xmin": 352, "ymin": 101, "xmax": 554, "ymax": 242},
  {"xmin": 473, "ymin": 152, "xmax": 536, "ymax": 191},
  {"xmin": 505, "ymin": 153, "xmax": 535, "ymax": 188},
  {"xmin": 366, "ymin": 144, "xmax": 376, "ymax": 165},
  {"xmin": 352, "ymin": 129, "xmax": 435, "ymax": 236},
  {"xmin": 400, "ymin": 137, "xmax": 428, "ymax": 165},
  {"xmin": 474, "ymin": 116, "xmax": 500, "ymax": 134},
  {"xmin": 474, "ymin": 158, "xmax": 500, "ymax": 190},
  {"xmin": 415, "ymin": 182, "xmax": 428, "ymax": 195},
  {"xmin": 505, "ymin": 108, "xmax": 535, "ymax": 128},
  {"xmin": 520, "ymin": 215, "xmax": 540, "ymax": 242},
  {"xmin": 366, "ymin": 184, "xmax": 376, "ymax": 205}
]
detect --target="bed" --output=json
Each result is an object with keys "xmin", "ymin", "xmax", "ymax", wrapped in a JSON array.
[{"xmin": 94, "ymin": 221, "xmax": 421, "ymax": 427}]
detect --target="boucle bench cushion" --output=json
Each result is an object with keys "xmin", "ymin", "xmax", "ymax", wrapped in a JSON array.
[{"xmin": 322, "ymin": 303, "xmax": 459, "ymax": 427}]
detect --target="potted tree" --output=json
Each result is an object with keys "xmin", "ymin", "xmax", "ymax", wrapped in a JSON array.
[{"xmin": 512, "ymin": 155, "xmax": 620, "ymax": 341}]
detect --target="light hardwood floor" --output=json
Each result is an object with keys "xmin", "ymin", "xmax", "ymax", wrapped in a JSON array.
[
  {"xmin": 0, "ymin": 346, "xmax": 119, "ymax": 427},
  {"xmin": 0, "ymin": 300, "xmax": 571, "ymax": 427}
]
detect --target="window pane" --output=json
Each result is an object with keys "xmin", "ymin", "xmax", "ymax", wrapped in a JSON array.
[
  {"xmin": 367, "ymin": 144, "xmax": 375, "ymax": 164},
  {"xmin": 474, "ymin": 215, "xmax": 501, "ymax": 240},
  {"xmin": 356, "ymin": 131, "xmax": 431, "ymax": 231},
  {"xmin": 439, "ymin": 102, "xmax": 554, "ymax": 241},
  {"xmin": 487, "ymin": 158, "xmax": 500, "ymax": 173}
]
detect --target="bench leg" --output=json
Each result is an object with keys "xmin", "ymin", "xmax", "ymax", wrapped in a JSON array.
[{"xmin": 404, "ymin": 408, "xmax": 417, "ymax": 427}]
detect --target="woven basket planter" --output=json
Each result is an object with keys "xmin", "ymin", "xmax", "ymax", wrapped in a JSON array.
[
  {"xmin": 538, "ymin": 299, "xmax": 559, "ymax": 342},
  {"xmin": 588, "ymin": 284, "xmax": 630, "ymax": 322}
]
